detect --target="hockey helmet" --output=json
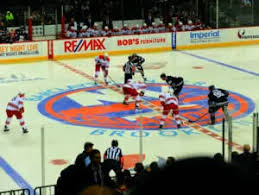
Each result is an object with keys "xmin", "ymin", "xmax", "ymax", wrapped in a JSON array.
[
  {"xmin": 160, "ymin": 73, "xmax": 166, "ymax": 79},
  {"xmin": 208, "ymin": 85, "xmax": 215, "ymax": 91},
  {"xmin": 18, "ymin": 91, "xmax": 25, "ymax": 97},
  {"xmin": 139, "ymin": 91, "xmax": 145, "ymax": 96}
]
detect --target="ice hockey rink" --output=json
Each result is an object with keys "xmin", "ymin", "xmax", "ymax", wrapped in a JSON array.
[{"xmin": 1, "ymin": 45, "xmax": 259, "ymax": 191}]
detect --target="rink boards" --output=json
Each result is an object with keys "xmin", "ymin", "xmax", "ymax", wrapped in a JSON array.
[{"xmin": 1, "ymin": 26, "xmax": 259, "ymax": 62}]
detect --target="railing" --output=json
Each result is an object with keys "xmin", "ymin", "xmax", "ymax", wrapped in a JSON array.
[{"xmin": 0, "ymin": 188, "xmax": 30, "ymax": 195}]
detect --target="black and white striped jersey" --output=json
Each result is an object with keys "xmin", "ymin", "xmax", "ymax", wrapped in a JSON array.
[{"xmin": 104, "ymin": 146, "xmax": 123, "ymax": 161}]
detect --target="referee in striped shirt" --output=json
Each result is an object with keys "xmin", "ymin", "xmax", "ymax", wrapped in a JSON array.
[
  {"xmin": 123, "ymin": 58, "xmax": 135, "ymax": 84},
  {"xmin": 103, "ymin": 140, "xmax": 124, "ymax": 177}
]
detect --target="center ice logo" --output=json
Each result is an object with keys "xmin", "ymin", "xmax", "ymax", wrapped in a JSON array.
[{"xmin": 38, "ymin": 84, "xmax": 254, "ymax": 130}]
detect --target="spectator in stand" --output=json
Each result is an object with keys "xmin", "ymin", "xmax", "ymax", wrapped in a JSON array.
[
  {"xmin": 112, "ymin": 26, "xmax": 121, "ymax": 36},
  {"xmin": 85, "ymin": 149, "xmax": 105, "ymax": 186},
  {"xmin": 121, "ymin": 24, "xmax": 131, "ymax": 35},
  {"xmin": 176, "ymin": 21, "xmax": 185, "ymax": 31},
  {"xmin": 78, "ymin": 25, "xmax": 90, "ymax": 38},
  {"xmin": 157, "ymin": 20, "xmax": 166, "ymax": 33},
  {"xmin": 74, "ymin": 142, "xmax": 94, "ymax": 169},
  {"xmin": 85, "ymin": 14, "xmax": 95, "ymax": 28},
  {"xmin": 79, "ymin": 186, "xmax": 118, "ymax": 195},
  {"xmin": 145, "ymin": 11, "xmax": 154, "ymax": 27},
  {"xmin": 130, "ymin": 157, "xmax": 256, "ymax": 194},
  {"xmin": 149, "ymin": 22, "xmax": 159, "ymax": 33},
  {"xmin": 68, "ymin": 17, "xmax": 78, "ymax": 31},
  {"xmin": 213, "ymin": 153, "xmax": 224, "ymax": 162},
  {"xmin": 66, "ymin": 26, "xmax": 77, "ymax": 38},
  {"xmin": 100, "ymin": 26, "xmax": 112, "ymax": 37},
  {"xmin": 5, "ymin": 11, "xmax": 14, "ymax": 27},
  {"xmin": 89, "ymin": 23, "xmax": 100, "ymax": 37},
  {"xmin": 0, "ymin": 21, "xmax": 7, "ymax": 43},
  {"xmin": 103, "ymin": 140, "xmax": 124, "ymax": 180},
  {"xmin": 185, "ymin": 20, "xmax": 195, "ymax": 31},
  {"xmin": 166, "ymin": 23, "xmax": 176, "ymax": 32},
  {"xmin": 116, "ymin": 169, "xmax": 133, "ymax": 193},
  {"xmin": 166, "ymin": 156, "xmax": 175, "ymax": 166},
  {"xmin": 81, "ymin": 1, "xmax": 91, "ymax": 20},
  {"xmin": 102, "ymin": 15, "xmax": 113, "ymax": 30},
  {"xmin": 8, "ymin": 28, "xmax": 16, "ymax": 43},
  {"xmin": 131, "ymin": 24, "xmax": 141, "ymax": 35},
  {"xmin": 149, "ymin": 162, "xmax": 160, "ymax": 174},
  {"xmin": 237, "ymin": 144, "xmax": 256, "ymax": 175},
  {"xmin": 132, "ymin": 162, "xmax": 145, "ymax": 185},
  {"xmin": 140, "ymin": 23, "xmax": 149, "ymax": 34}
]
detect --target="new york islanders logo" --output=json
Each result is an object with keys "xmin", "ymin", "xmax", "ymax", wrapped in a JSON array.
[{"xmin": 38, "ymin": 84, "xmax": 254, "ymax": 130}]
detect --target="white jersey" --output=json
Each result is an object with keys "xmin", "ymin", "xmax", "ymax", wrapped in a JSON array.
[
  {"xmin": 7, "ymin": 94, "xmax": 25, "ymax": 111},
  {"xmin": 123, "ymin": 79, "xmax": 146, "ymax": 91},
  {"xmin": 95, "ymin": 55, "xmax": 110, "ymax": 67},
  {"xmin": 159, "ymin": 93, "xmax": 178, "ymax": 106}
]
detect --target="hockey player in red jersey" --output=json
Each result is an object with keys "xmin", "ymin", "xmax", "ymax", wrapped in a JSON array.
[
  {"xmin": 94, "ymin": 53, "xmax": 110, "ymax": 85},
  {"xmin": 4, "ymin": 92, "xmax": 28, "ymax": 133},
  {"xmin": 159, "ymin": 90, "xmax": 181, "ymax": 129},
  {"xmin": 122, "ymin": 79, "xmax": 146, "ymax": 110}
]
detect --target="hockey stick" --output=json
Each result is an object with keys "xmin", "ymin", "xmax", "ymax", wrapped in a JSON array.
[
  {"xmin": 108, "ymin": 75, "xmax": 121, "ymax": 88},
  {"xmin": 188, "ymin": 112, "xmax": 209, "ymax": 123}
]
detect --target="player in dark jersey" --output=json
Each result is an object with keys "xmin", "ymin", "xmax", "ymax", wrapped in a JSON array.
[
  {"xmin": 160, "ymin": 73, "xmax": 184, "ymax": 99},
  {"xmin": 123, "ymin": 58, "xmax": 136, "ymax": 84},
  {"xmin": 208, "ymin": 85, "xmax": 229, "ymax": 125},
  {"xmin": 128, "ymin": 53, "xmax": 147, "ymax": 82}
]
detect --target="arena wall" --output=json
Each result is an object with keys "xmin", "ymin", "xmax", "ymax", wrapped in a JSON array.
[{"xmin": 1, "ymin": 27, "xmax": 259, "ymax": 63}]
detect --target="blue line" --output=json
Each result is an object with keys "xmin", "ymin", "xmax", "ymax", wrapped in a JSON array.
[
  {"xmin": 177, "ymin": 50, "xmax": 259, "ymax": 76},
  {"xmin": 74, "ymin": 39, "xmax": 83, "ymax": 52},
  {"xmin": 0, "ymin": 156, "xmax": 34, "ymax": 194}
]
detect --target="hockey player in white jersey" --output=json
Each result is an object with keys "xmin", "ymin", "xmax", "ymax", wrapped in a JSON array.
[
  {"xmin": 4, "ymin": 92, "xmax": 28, "ymax": 133},
  {"xmin": 94, "ymin": 53, "xmax": 110, "ymax": 84},
  {"xmin": 122, "ymin": 79, "xmax": 146, "ymax": 110},
  {"xmin": 159, "ymin": 90, "xmax": 181, "ymax": 129}
]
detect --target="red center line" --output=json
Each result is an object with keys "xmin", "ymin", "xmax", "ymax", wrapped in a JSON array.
[{"xmin": 54, "ymin": 60, "xmax": 243, "ymax": 151}]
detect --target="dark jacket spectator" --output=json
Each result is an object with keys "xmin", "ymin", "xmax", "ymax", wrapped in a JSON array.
[
  {"xmin": 102, "ymin": 15, "xmax": 113, "ymax": 30},
  {"xmin": 130, "ymin": 157, "xmax": 256, "ymax": 194},
  {"xmin": 145, "ymin": 12, "xmax": 154, "ymax": 27},
  {"xmin": 75, "ymin": 142, "xmax": 94, "ymax": 169},
  {"xmin": 237, "ymin": 144, "xmax": 256, "ymax": 175},
  {"xmin": 85, "ymin": 14, "xmax": 95, "ymax": 28}
]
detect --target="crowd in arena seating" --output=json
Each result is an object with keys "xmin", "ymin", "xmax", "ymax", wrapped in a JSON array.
[
  {"xmin": 64, "ymin": 0, "xmax": 211, "ymax": 39},
  {"xmin": 55, "ymin": 140, "xmax": 259, "ymax": 195},
  {"xmin": 65, "ymin": 17, "xmax": 207, "ymax": 39}
]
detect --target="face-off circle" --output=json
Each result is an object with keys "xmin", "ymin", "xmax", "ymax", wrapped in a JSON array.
[{"xmin": 38, "ymin": 84, "xmax": 255, "ymax": 130}]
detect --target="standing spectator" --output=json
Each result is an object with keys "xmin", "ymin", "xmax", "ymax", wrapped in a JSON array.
[
  {"xmin": 237, "ymin": 144, "xmax": 256, "ymax": 175},
  {"xmin": 85, "ymin": 14, "xmax": 95, "ymax": 28},
  {"xmin": 85, "ymin": 149, "xmax": 105, "ymax": 186},
  {"xmin": 75, "ymin": 142, "xmax": 94, "ymax": 169},
  {"xmin": 102, "ymin": 15, "xmax": 113, "ymax": 30},
  {"xmin": 68, "ymin": 17, "xmax": 78, "ymax": 31},
  {"xmin": 103, "ymin": 140, "xmax": 124, "ymax": 179},
  {"xmin": 145, "ymin": 11, "xmax": 154, "ymax": 27},
  {"xmin": 5, "ymin": 11, "xmax": 14, "ymax": 27},
  {"xmin": 132, "ymin": 162, "xmax": 145, "ymax": 185}
]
